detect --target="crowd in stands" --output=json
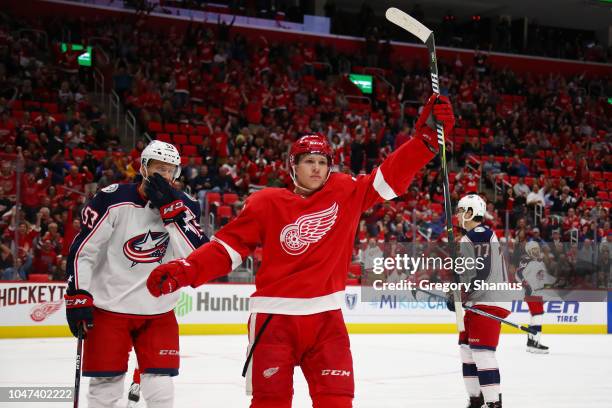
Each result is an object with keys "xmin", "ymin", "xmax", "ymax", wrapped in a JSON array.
[
  {"xmin": 139, "ymin": 0, "xmax": 611, "ymax": 63},
  {"xmin": 0, "ymin": 10, "xmax": 610, "ymax": 288}
]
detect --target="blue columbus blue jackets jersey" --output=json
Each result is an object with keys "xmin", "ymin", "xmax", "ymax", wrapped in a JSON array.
[{"xmin": 66, "ymin": 183, "xmax": 208, "ymax": 315}]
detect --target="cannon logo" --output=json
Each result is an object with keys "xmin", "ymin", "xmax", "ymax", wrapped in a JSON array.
[{"xmin": 123, "ymin": 230, "xmax": 170, "ymax": 266}]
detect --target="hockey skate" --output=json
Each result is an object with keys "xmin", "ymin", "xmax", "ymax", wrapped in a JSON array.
[
  {"xmin": 481, "ymin": 402, "xmax": 501, "ymax": 408},
  {"xmin": 466, "ymin": 394, "xmax": 484, "ymax": 408},
  {"xmin": 527, "ymin": 337, "xmax": 549, "ymax": 354}
]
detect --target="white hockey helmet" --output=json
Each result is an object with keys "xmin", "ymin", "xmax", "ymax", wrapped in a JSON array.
[
  {"xmin": 525, "ymin": 240, "xmax": 541, "ymax": 259},
  {"xmin": 140, "ymin": 140, "xmax": 181, "ymax": 180},
  {"xmin": 456, "ymin": 194, "xmax": 486, "ymax": 228}
]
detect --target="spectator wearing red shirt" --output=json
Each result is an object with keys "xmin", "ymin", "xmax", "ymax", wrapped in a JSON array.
[
  {"xmin": 0, "ymin": 161, "xmax": 16, "ymax": 200},
  {"xmin": 173, "ymin": 67, "xmax": 190, "ymax": 108},
  {"xmin": 223, "ymin": 85, "xmax": 242, "ymax": 116},
  {"xmin": 20, "ymin": 173, "xmax": 50, "ymax": 219},
  {"xmin": 31, "ymin": 239, "xmax": 58, "ymax": 276},
  {"xmin": 560, "ymin": 152, "xmax": 577, "ymax": 185},
  {"xmin": 394, "ymin": 124, "xmax": 411, "ymax": 149},
  {"xmin": 3, "ymin": 220, "xmax": 39, "ymax": 260},
  {"xmin": 42, "ymin": 222, "xmax": 64, "ymax": 253},
  {"xmin": 244, "ymin": 94, "xmax": 263, "ymax": 125},
  {"xmin": 64, "ymin": 165, "xmax": 93, "ymax": 199},
  {"xmin": 211, "ymin": 123, "xmax": 230, "ymax": 160}
]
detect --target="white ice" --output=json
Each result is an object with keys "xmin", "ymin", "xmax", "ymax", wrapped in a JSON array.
[{"xmin": 0, "ymin": 334, "xmax": 610, "ymax": 407}]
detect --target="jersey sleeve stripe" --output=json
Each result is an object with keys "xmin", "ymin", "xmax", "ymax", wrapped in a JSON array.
[
  {"xmin": 373, "ymin": 168, "xmax": 397, "ymax": 200},
  {"xmin": 211, "ymin": 236, "xmax": 243, "ymax": 270}
]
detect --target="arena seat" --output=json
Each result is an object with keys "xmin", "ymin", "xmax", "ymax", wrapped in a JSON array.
[{"xmin": 28, "ymin": 274, "xmax": 50, "ymax": 282}]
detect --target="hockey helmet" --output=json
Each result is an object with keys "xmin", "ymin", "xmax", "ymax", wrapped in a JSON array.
[
  {"xmin": 140, "ymin": 140, "xmax": 181, "ymax": 180},
  {"xmin": 525, "ymin": 240, "xmax": 541, "ymax": 259},
  {"xmin": 289, "ymin": 134, "xmax": 333, "ymax": 167},
  {"xmin": 456, "ymin": 194, "xmax": 486, "ymax": 228}
]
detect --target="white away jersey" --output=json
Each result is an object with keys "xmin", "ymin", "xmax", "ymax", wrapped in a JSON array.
[
  {"xmin": 67, "ymin": 183, "xmax": 207, "ymax": 315},
  {"xmin": 516, "ymin": 257, "xmax": 554, "ymax": 297},
  {"xmin": 459, "ymin": 224, "xmax": 509, "ymax": 308}
]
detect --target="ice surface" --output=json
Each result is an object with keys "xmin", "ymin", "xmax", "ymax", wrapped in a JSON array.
[{"xmin": 0, "ymin": 334, "xmax": 610, "ymax": 407}]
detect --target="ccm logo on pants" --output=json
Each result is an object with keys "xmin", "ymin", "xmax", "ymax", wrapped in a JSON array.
[
  {"xmin": 321, "ymin": 370, "xmax": 351, "ymax": 376},
  {"xmin": 159, "ymin": 350, "xmax": 179, "ymax": 356}
]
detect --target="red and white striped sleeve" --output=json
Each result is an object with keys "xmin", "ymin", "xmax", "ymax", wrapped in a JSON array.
[{"xmin": 186, "ymin": 192, "xmax": 266, "ymax": 286}]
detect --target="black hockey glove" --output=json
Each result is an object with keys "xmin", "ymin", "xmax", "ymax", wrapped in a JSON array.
[
  {"xmin": 64, "ymin": 289, "xmax": 94, "ymax": 338},
  {"xmin": 144, "ymin": 173, "xmax": 187, "ymax": 224},
  {"xmin": 144, "ymin": 173, "xmax": 182, "ymax": 208}
]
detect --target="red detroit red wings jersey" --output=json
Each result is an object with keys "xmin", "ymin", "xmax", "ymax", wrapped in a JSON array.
[{"xmin": 187, "ymin": 137, "xmax": 434, "ymax": 314}]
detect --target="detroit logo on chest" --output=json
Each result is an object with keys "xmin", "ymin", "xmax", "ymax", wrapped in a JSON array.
[{"xmin": 279, "ymin": 202, "xmax": 339, "ymax": 255}]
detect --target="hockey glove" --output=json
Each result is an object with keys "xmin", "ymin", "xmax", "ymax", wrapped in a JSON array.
[
  {"xmin": 144, "ymin": 173, "xmax": 187, "ymax": 223},
  {"xmin": 147, "ymin": 258, "xmax": 198, "ymax": 297},
  {"xmin": 414, "ymin": 94, "xmax": 456, "ymax": 153},
  {"xmin": 64, "ymin": 289, "xmax": 94, "ymax": 338}
]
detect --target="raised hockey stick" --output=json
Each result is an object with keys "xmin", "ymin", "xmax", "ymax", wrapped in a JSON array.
[
  {"xmin": 73, "ymin": 325, "xmax": 84, "ymax": 408},
  {"xmin": 415, "ymin": 288, "xmax": 538, "ymax": 335},
  {"xmin": 385, "ymin": 7, "xmax": 465, "ymax": 331}
]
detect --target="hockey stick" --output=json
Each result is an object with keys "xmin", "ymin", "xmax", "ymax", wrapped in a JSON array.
[
  {"xmin": 73, "ymin": 325, "xmax": 84, "ymax": 408},
  {"xmin": 385, "ymin": 7, "xmax": 464, "ymax": 331},
  {"xmin": 415, "ymin": 288, "xmax": 538, "ymax": 335},
  {"xmin": 241, "ymin": 314, "xmax": 273, "ymax": 377}
]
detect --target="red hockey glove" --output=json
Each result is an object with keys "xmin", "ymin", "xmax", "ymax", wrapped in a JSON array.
[
  {"xmin": 147, "ymin": 259, "xmax": 197, "ymax": 297},
  {"xmin": 64, "ymin": 289, "xmax": 94, "ymax": 338},
  {"xmin": 414, "ymin": 94, "xmax": 456, "ymax": 153}
]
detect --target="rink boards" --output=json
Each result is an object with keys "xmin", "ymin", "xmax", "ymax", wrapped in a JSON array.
[{"xmin": 0, "ymin": 282, "xmax": 609, "ymax": 338}]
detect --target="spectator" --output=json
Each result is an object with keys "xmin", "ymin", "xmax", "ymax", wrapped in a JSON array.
[
  {"xmin": 359, "ymin": 237, "xmax": 383, "ymax": 279},
  {"xmin": 513, "ymin": 177, "xmax": 531, "ymax": 198},
  {"xmin": 508, "ymin": 156, "xmax": 528, "ymax": 177}
]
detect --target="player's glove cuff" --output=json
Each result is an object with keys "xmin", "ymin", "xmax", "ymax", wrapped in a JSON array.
[
  {"xmin": 160, "ymin": 200, "xmax": 187, "ymax": 224},
  {"xmin": 147, "ymin": 259, "xmax": 197, "ymax": 297},
  {"xmin": 64, "ymin": 289, "xmax": 94, "ymax": 308},
  {"xmin": 416, "ymin": 127, "xmax": 439, "ymax": 154},
  {"xmin": 64, "ymin": 289, "xmax": 94, "ymax": 338}
]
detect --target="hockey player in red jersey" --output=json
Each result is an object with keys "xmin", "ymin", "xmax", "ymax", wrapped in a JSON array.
[
  {"xmin": 64, "ymin": 141, "xmax": 208, "ymax": 408},
  {"xmin": 449, "ymin": 194, "xmax": 510, "ymax": 408},
  {"xmin": 147, "ymin": 94, "xmax": 455, "ymax": 407}
]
